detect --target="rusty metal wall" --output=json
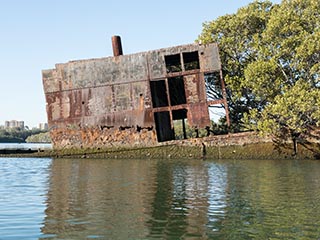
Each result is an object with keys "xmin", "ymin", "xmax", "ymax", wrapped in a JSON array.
[{"xmin": 43, "ymin": 42, "xmax": 224, "ymax": 147}]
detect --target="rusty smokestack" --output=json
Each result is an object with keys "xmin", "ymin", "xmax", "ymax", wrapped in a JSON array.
[{"xmin": 111, "ymin": 35, "xmax": 123, "ymax": 56}]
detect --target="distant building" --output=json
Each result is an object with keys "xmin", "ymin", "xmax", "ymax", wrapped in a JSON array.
[
  {"xmin": 39, "ymin": 123, "xmax": 49, "ymax": 130},
  {"xmin": 4, "ymin": 120, "xmax": 24, "ymax": 130}
]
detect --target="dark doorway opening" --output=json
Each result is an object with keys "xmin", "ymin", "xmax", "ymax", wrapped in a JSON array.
[
  {"xmin": 150, "ymin": 80, "xmax": 168, "ymax": 108},
  {"xmin": 154, "ymin": 111, "xmax": 174, "ymax": 142},
  {"xmin": 183, "ymin": 51, "xmax": 200, "ymax": 71},
  {"xmin": 168, "ymin": 76, "xmax": 186, "ymax": 106},
  {"xmin": 165, "ymin": 54, "xmax": 182, "ymax": 73}
]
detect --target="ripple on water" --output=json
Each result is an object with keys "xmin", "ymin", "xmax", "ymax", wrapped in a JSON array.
[
  {"xmin": 1, "ymin": 158, "xmax": 320, "ymax": 239},
  {"xmin": 0, "ymin": 158, "xmax": 51, "ymax": 240}
]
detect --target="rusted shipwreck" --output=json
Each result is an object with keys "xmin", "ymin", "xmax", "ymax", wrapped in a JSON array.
[{"xmin": 42, "ymin": 36, "xmax": 229, "ymax": 149}]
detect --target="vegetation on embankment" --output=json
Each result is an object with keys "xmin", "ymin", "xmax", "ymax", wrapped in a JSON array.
[
  {"xmin": 0, "ymin": 128, "xmax": 50, "ymax": 143},
  {"xmin": 198, "ymin": 0, "xmax": 320, "ymax": 153},
  {"xmin": 25, "ymin": 132, "xmax": 51, "ymax": 143},
  {"xmin": 1, "ymin": 140, "xmax": 319, "ymax": 160}
]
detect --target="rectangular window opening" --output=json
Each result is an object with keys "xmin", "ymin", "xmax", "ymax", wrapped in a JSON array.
[
  {"xmin": 172, "ymin": 109, "xmax": 187, "ymax": 120},
  {"xmin": 204, "ymin": 72, "xmax": 222, "ymax": 101},
  {"xmin": 168, "ymin": 76, "xmax": 186, "ymax": 106},
  {"xmin": 165, "ymin": 54, "xmax": 182, "ymax": 73},
  {"xmin": 183, "ymin": 51, "xmax": 200, "ymax": 71},
  {"xmin": 172, "ymin": 109, "xmax": 189, "ymax": 140},
  {"xmin": 150, "ymin": 80, "xmax": 168, "ymax": 107}
]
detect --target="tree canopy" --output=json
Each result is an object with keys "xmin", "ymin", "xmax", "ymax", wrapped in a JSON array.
[
  {"xmin": 198, "ymin": 0, "xmax": 320, "ymax": 153},
  {"xmin": 0, "ymin": 128, "xmax": 49, "ymax": 143}
]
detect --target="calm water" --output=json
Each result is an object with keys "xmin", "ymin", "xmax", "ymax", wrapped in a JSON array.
[
  {"xmin": 1, "ymin": 158, "xmax": 320, "ymax": 239},
  {"xmin": 0, "ymin": 143, "xmax": 52, "ymax": 150}
]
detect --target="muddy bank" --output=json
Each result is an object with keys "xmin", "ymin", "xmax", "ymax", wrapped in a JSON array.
[
  {"xmin": 1, "ymin": 141, "xmax": 319, "ymax": 160},
  {"xmin": 1, "ymin": 132, "xmax": 318, "ymax": 159}
]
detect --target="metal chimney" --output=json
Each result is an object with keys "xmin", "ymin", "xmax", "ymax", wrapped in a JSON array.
[{"xmin": 111, "ymin": 35, "xmax": 123, "ymax": 56}]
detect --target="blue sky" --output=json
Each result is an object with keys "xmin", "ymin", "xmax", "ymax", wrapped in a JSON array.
[{"xmin": 0, "ymin": 0, "xmax": 280, "ymax": 128}]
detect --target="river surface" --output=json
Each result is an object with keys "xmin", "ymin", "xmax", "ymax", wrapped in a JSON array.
[
  {"xmin": 0, "ymin": 143, "xmax": 52, "ymax": 150},
  {"xmin": 0, "ymin": 157, "xmax": 320, "ymax": 239}
]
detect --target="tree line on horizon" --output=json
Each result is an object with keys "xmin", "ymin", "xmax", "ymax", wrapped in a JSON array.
[
  {"xmin": 198, "ymin": 0, "xmax": 319, "ymax": 154},
  {"xmin": 0, "ymin": 128, "xmax": 50, "ymax": 143}
]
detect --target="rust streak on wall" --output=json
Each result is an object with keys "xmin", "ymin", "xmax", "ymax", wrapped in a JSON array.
[{"xmin": 42, "ymin": 38, "xmax": 229, "ymax": 149}]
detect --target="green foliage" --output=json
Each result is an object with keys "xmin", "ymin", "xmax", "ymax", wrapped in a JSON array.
[
  {"xmin": 198, "ymin": 0, "xmax": 320, "ymax": 153},
  {"xmin": 0, "ymin": 136, "xmax": 25, "ymax": 143},
  {"xmin": 257, "ymin": 80, "xmax": 320, "ymax": 136},
  {"xmin": 0, "ymin": 128, "xmax": 48, "ymax": 143},
  {"xmin": 173, "ymin": 120, "xmax": 228, "ymax": 140},
  {"xmin": 198, "ymin": 1, "xmax": 274, "ymax": 130},
  {"xmin": 26, "ymin": 132, "xmax": 51, "ymax": 143},
  {"xmin": 173, "ymin": 120, "xmax": 207, "ymax": 139}
]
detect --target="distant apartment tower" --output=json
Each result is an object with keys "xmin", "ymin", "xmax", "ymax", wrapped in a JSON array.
[
  {"xmin": 4, "ymin": 120, "xmax": 24, "ymax": 129},
  {"xmin": 39, "ymin": 123, "xmax": 49, "ymax": 130}
]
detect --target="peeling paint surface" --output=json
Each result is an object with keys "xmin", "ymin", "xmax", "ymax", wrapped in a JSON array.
[{"xmin": 43, "ymin": 42, "xmax": 228, "ymax": 148}]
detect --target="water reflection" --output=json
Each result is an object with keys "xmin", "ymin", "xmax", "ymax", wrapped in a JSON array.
[
  {"xmin": 41, "ymin": 158, "xmax": 158, "ymax": 239},
  {"xmin": 0, "ymin": 158, "xmax": 51, "ymax": 240},
  {"xmin": 208, "ymin": 160, "xmax": 320, "ymax": 239},
  {"xmin": 40, "ymin": 158, "xmax": 320, "ymax": 239},
  {"xmin": 146, "ymin": 161, "xmax": 215, "ymax": 239},
  {"xmin": 207, "ymin": 164, "xmax": 228, "ymax": 235}
]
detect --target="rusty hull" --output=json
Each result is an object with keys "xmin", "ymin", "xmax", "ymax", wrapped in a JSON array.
[{"xmin": 43, "ymin": 41, "xmax": 228, "ymax": 149}]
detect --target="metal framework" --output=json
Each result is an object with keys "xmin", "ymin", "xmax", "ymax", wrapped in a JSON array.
[{"xmin": 42, "ymin": 36, "xmax": 229, "ymax": 148}]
